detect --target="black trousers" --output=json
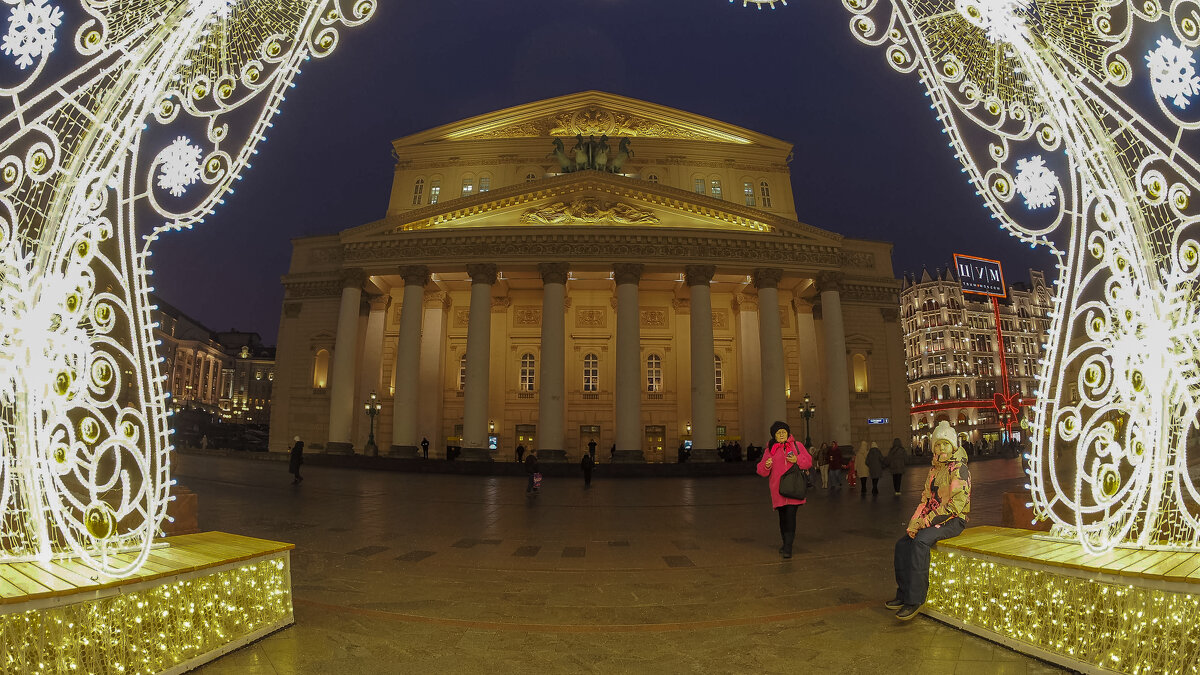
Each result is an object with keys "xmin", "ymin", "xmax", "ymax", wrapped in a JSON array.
[
  {"xmin": 892, "ymin": 473, "xmax": 902, "ymax": 492},
  {"xmin": 776, "ymin": 504, "xmax": 798, "ymax": 553},
  {"xmin": 894, "ymin": 518, "xmax": 966, "ymax": 605},
  {"xmin": 859, "ymin": 477, "xmax": 868, "ymax": 494},
  {"xmin": 871, "ymin": 477, "xmax": 880, "ymax": 493},
  {"xmin": 583, "ymin": 468, "xmax": 592, "ymax": 486}
]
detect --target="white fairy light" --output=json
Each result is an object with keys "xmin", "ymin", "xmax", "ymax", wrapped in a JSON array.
[{"xmin": 0, "ymin": 1, "xmax": 375, "ymax": 578}]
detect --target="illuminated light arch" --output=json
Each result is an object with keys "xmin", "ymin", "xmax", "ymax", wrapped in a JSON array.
[
  {"xmin": 736, "ymin": 1, "xmax": 1200, "ymax": 553},
  {"xmin": 0, "ymin": 0, "xmax": 375, "ymax": 577}
]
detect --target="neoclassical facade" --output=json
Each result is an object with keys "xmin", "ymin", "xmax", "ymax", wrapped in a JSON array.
[{"xmin": 270, "ymin": 92, "xmax": 908, "ymax": 460}]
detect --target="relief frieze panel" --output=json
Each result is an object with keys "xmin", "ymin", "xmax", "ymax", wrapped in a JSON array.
[
  {"xmin": 712, "ymin": 310, "xmax": 729, "ymax": 330},
  {"xmin": 576, "ymin": 306, "xmax": 607, "ymax": 328},
  {"xmin": 513, "ymin": 306, "xmax": 541, "ymax": 326},
  {"xmin": 454, "ymin": 309, "xmax": 470, "ymax": 328},
  {"xmin": 283, "ymin": 279, "xmax": 342, "ymax": 299},
  {"xmin": 640, "ymin": 308, "xmax": 668, "ymax": 328}
]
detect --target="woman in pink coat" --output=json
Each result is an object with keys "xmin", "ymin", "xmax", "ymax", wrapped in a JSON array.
[{"xmin": 756, "ymin": 420, "xmax": 813, "ymax": 559}]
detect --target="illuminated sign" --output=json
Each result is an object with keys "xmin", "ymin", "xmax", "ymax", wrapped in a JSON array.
[
  {"xmin": 867, "ymin": 418, "xmax": 889, "ymax": 424},
  {"xmin": 953, "ymin": 254, "xmax": 1007, "ymax": 298}
]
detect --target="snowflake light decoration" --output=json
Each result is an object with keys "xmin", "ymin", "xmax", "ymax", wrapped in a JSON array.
[
  {"xmin": 155, "ymin": 137, "xmax": 203, "ymax": 198},
  {"xmin": 0, "ymin": 1, "xmax": 375, "ymax": 578},
  {"xmin": 1, "ymin": 0, "xmax": 64, "ymax": 70},
  {"xmin": 1013, "ymin": 155, "xmax": 1057, "ymax": 209},
  {"xmin": 954, "ymin": 0, "xmax": 1029, "ymax": 43},
  {"xmin": 1147, "ymin": 37, "xmax": 1200, "ymax": 110}
]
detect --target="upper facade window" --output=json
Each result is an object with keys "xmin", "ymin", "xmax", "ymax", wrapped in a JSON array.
[
  {"xmin": 525, "ymin": 172, "xmax": 537, "ymax": 182},
  {"xmin": 646, "ymin": 354, "xmax": 663, "ymax": 392},
  {"xmin": 412, "ymin": 178, "xmax": 424, "ymax": 206},
  {"xmin": 479, "ymin": 176, "xmax": 491, "ymax": 192},
  {"xmin": 693, "ymin": 178, "xmax": 705, "ymax": 194},
  {"xmin": 583, "ymin": 353, "xmax": 598, "ymax": 392},
  {"xmin": 743, "ymin": 181, "xmax": 755, "ymax": 207},
  {"xmin": 520, "ymin": 353, "xmax": 536, "ymax": 391},
  {"xmin": 461, "ymin": 177, "xmax": 474, "ymax": 197},
  {"xmin": 710, "ymin": 179, "xmax": 722, "ymax": 200},
  {"xmin": 429, "ymin": 180, "xmax": 441, "ymax": 204},
  {"xmin": 759, "ymin": 181, "xmax": 772, "ymax": 207},
  {"xmin": 647, "ymin": 173, "xmax": 659, "ymax": 183}
]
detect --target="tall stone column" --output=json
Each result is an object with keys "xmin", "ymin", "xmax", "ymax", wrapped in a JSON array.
[
  {"xmin": 462, "ymin": 263, "xmax": 498, "ymax": 460},
  {"xmin": 537, "ymin": 263, "xmax": 569, "ymax": 461},
  {"xmin": 734, "ymin": 294, "xmax": 763, "ymax": 445},
  {"xmin": 418, "ymin": 291, "xmax": 451, "ymax": 458},
  {"xmin": 390, "ymin": 265, "xmax": 428, "ymax": 458},
  {"xmin": 818, "ymin": 271, "xmax": 852, "ymax": 447},
  {"xmin": 613, "ymin": 263, "xmax": 645, "ymax": 462},
  {"xmin": 327, "ymin": 268, "xmax": 366, "ymax": 454},
  {"xmin": 794, "ymin": 298, "xmax": 825, "ymax": 444},
  {"xmin": 356, "ymin": 294, "xmax": 390, "ymax": 455},
  {"xmin": 755, "ymin": 268, "xmax": 787, "ymax": 436},
  {"xmin": 685, "ymin": 265, "xmax": 719, "ymax": 461}
]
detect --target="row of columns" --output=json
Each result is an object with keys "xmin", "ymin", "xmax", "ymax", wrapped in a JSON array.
[{"xmin": 324, "ymin": 264, "xmax": 853, "ymax": 457}]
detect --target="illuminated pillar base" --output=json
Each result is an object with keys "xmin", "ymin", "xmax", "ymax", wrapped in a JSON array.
[
  {"xmin": 927, "ymin": 526, "xmax": 1200, "ymax": 675},
  {"xmin": 0, "ymin": 532, "xmax": 294, "ymax": 675}
]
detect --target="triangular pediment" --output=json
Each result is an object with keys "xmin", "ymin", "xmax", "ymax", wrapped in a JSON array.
[
  {"xmin": 343, "ymin": 171, "xmax": 839, "ymax": 244},
  {"xmin": 394, "ymin": 91, "xmax": 790, "ymax": 150}
]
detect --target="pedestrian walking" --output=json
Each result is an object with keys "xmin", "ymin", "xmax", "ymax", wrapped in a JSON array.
[
  {"xmin": 516, "ymin": 444, "xmax": 525, "ymax": 463},
  {"xmin": 887, "ymin": 438, "xmax": 906, "ymax": 495},
  {"xmin": 817, "ymin": 442, "xmax": 830, "ymax": 489},
  {"xmin": 828, "ymin": 442, "xmax": 844, "ymax": 491},
  {"xmin": 421, "ymin": 436, "xmax": 429, "ymax": 459},
  {"xmin": 886, "ymin": 421, "xmax": 971, "ymax": 620},
  {"xmin": 588, "ymin": 438, "xmax": 597, "ymax": 461},
  {"xmin": 855, "ymin": 441, "xmax": 870, "ymax": 496},
  {"xmin": 755, "ymin": 421, "xmax": 812, "ymax": 559},
  {"xmin": 581, "ymin": 453, "xmax": 594, "ymax": 487},
  {"xmin": 525, "ymin": 450, "xmax": 539, "ymax": 495},
  {"xmin": 289, "ymin": 436, "xmax": 304, "ymax": 484},
  {"xmin": 610, "ymin": 443, "xmax": 616, "ymax": 461},
  {"xmin": 867, "ymin": 441, "xmax": 884, "ymax": 495}
]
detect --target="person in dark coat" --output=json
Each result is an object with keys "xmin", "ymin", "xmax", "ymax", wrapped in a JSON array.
[
  {"xmin": 516, "ymin": 444, "xmax": 526, "ymax": 463},
  {"xmin": 581, "ymin": 453, "xmax": 594, "ymax": 487},
  {"xmin": 867, "ymin": 442, "xmax": 885, "ymax": 495},
  {"xmin": 421, "ymin": 437, "xmax": 429, "ymax": 459},
  {"xmin": 588, "ymin": 438, "xmax": 597, "ymax": 461},
  {"xmin": 525, "ymin": 451, "xmax": 539, "ymax": 494},
  {"xmin": 827, "ymin": 442, "xmax": 845, "ymax": 492},
  {"xmin": 887, "ymin": 438, "xmax": 907, "ymax": 495},
  {"xmin": 289, "ymin": 436, "xmax": 304, "ymax": 484}
]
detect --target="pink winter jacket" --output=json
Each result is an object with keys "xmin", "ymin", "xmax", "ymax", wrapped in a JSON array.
[{"xmin": 756, "ymin": 436, "xmax": 813, "ymax": 508}]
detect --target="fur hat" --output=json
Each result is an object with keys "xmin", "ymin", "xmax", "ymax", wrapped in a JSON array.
[
  {"xmin": 769, "ymin": 420, "xmax": 791, "ymax": 438},
  {"xmin": 293, "ymin": 435, "xmax": 300, "ymax": 442},
  {"xmin": 931, "ymin": 421, "xmax": 956, "ymax": 450}
]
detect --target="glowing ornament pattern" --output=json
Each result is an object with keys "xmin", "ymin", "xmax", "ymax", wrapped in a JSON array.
[
  {"xmin": 837, "ymin": 0, "xmax": 1200, "ymax": 554},
  {"xmin": 1013, "ymin": 155, "xmax": 1057, "ymax": 209},
  {"xmin": 1147, "ymin": 36, "xmax": 1200, "ymax": 109},
  {"xmin": 0, "ymin": 0, "xmax": 375, "ymax": 577},
  {"xmin": 1, "ymin": 0, "xmax": 64, "ymax": 70}
]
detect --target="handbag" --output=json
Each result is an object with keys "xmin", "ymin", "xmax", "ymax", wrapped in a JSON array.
[
  {"xmin": 532, "ymin": 472, "xmax": 543, "ymax": 489},
  {"xmin": 778, "ymin": 463, "xmax": 807, "ymax": 500}
]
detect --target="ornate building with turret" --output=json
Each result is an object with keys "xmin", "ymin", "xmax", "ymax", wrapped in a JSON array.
[{"xmin": 270, "ymin": 92, "xmax": 908, "ymax": 461}]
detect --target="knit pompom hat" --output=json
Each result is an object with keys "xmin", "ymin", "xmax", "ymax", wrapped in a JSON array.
[{"xmin": 769, "ymin": 420, "xmax": 791, "ymax": 439}]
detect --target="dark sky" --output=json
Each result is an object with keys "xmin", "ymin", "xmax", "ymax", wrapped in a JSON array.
[{"xmin": 152, "ymin": 0, "xmax": 1055, "ymax": 344}]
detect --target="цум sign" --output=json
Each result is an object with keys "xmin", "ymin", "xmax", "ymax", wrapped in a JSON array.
[{"xmin": 953, "ymin": 254, "xmax": 1006, "ymax": 298}]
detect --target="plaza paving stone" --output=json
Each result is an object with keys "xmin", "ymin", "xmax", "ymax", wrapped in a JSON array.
[{"xmin": 178, "ymin": 453, "xmax": 1068, "ymax": 674}]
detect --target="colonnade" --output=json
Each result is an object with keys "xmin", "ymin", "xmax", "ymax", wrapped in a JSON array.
[{"xmin": 323, "ymin": 264, "xmax": 853, "ymax": 460}]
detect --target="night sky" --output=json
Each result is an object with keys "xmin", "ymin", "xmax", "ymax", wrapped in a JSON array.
[{"xmin": 152, "ymin": 0, "xmax": 1056, "ymax": 344}]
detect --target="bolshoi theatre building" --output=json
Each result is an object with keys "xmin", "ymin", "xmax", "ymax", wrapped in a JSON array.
[{"xmin": 269, "ymin": 92, "xmax": 909, "ymax": 461}]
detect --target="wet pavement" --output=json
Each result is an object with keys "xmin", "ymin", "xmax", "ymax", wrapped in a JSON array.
[{"xmin": 178, "ymin": 453, "xmax": 1066, "ymax": 674}]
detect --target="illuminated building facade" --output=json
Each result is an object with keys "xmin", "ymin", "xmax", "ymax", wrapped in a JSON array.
[
  {"xmin": 271, "ymin": 92, "xmax": 908, "ymax": 460},
  {"xmin": 900, "ymin": 266, "xmax": 1052, "ymax": 447}
]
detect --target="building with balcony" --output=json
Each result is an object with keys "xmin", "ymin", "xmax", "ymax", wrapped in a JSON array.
[{"xmin": 900, "ymin": 265, "xmax": 1053, "ymax": 449}]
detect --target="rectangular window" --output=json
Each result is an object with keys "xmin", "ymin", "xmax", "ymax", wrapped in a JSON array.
[
  {"xmin": 694, "ymin": 178, "xmax": 705, "ymax": 194},
  {"xmin": 429, "ymin": 181, "xmax": 440, "ymax": 204},
  {"xmin": 710, "ymin": 179, "xmax": 722, "ymax": 200},
  {"xmin": 743, "ymin": 181, "xmax": 755, "ymax": 206},
  {"xmin": 479, "ymin": 176, "xmax": 490, "ymax": 192},
  {"xmin": 461, "ymin": 178, "xmax": 474, "ymax": 197}
]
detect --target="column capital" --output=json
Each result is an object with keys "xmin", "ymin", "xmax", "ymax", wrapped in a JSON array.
[
  {"xmin": 733, "ymin": 293, "xmax": 759, "ymax": 312},
  {"xmin": 340, "ymin": 267, "xmax": 366, "ymax": 289},
  {"xmin": 466, "ymin": 263, "xmax": 499, "ymax": 285},
  {"xmin": 423, "ymin": 290, "xmax": 452, "ymax": 309},
  {"xmin": 815, "ymin": 271, "xmax": 845, "ymax": 294},
  {"xmin": 398, "ymin": 265, "xmax": 431, "ymax": 287},
  {"xmin": 491, "ymin": 296, "xmax": 512, "ymax": 313},
  {"xmin": 367, "ymin": 295, "xmax": 391, "ymax": 312},
  {"xmin": 612, "ymin": 263, "xmax": 644, "ymax": 286},
  {"xmin": 538, "ymin": 262, "xmax": 570, "ymax": 285},
  {"xmin": 752, "ymin": 268, "xmax": 783, "ymax": 289},
  {"xmin": 684, "ymin": 264, "xmax": 716, "ymax": 287}
]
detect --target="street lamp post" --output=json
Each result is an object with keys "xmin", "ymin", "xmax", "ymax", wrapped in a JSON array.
[
  {"xmin": 363, "ymin": 391, "xmax": 382, "ymax": 456},
  {"xmin": 799, "ymin": 393, "xmax": 816, "ymax": 449}
]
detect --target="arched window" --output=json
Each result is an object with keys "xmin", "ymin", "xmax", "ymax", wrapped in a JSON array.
[
  {"xmin": 411, "ymin": 178, "xmax": 424, "ymax": 206},
  {"xmin": 942, "ymin": 385, "xmax": 951, "ymax": 400},
  {"xmin": 646, "ymin": 173, "xmax": 659, "ymax": 183},
  {"xmin": 312, "ymin": 349, "xmax": 330, "ymax": 389},
  {"xmin": 710, "ymin": 178, "xmax": 723, "ymax": 200},
  {"xmin": 714, "ymin": 354, "xmax": 724, "ymax": 392},
  {"xmin": 583, "ymin": 353, "xmax": 598, "ymax": 392},
  {"xmin": 458, "ymin": 354, "xmax": 466, "ymax": 390},
  {"xmin": 461, "ymin": 175, "xmax": 474, "ymax": 197},
  {"xmin": 646, "ymin": 354, "xmax": 662, "ymax": 392},
  {"xmin": 429, "ymin": 179, "xmax": 441, "ymax": 204},
  {"xmin": 743, "ymin": 181, "xmax": 755, "ymax": 206},
  {"xmin": 963, "ymin": 383, "xmax": 971, "ymax": 398},
  {"xmin": 478, "ymin": 175, "xmax": 491, "ymax": 192},
  {"xmin": 955, "ymin": 384, "xmax": 962, "ymax": 398},
  {"xmin": 759, "ymin": 180, "xmax": 773, "ymax": 207},
  {"xmin": 525, "ymin": 172, "xmax": 537, "ymax": 182},
  {"xmin": 852, "ymin": 353, "xmax": 868, "ymax": 393},
  {"xmin": 520, "ymin": 353, "xmax": 536, "ymax": 391},
  {"xmin": 693, "ymin": 177, "xmax": 705, "ymax": 194}
]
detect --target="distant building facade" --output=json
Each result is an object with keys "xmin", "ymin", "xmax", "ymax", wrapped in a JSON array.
[
  {"xmin": 899, "ymin": 266, "xmax": 1053, "ymax": 448},
  {"xmin": 151, "ymin": 296, "xmax": 276, "ymax": 425},
  {"xmin": 271, "ymin": 91, "xmax": 910, "ymax": 461}
]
